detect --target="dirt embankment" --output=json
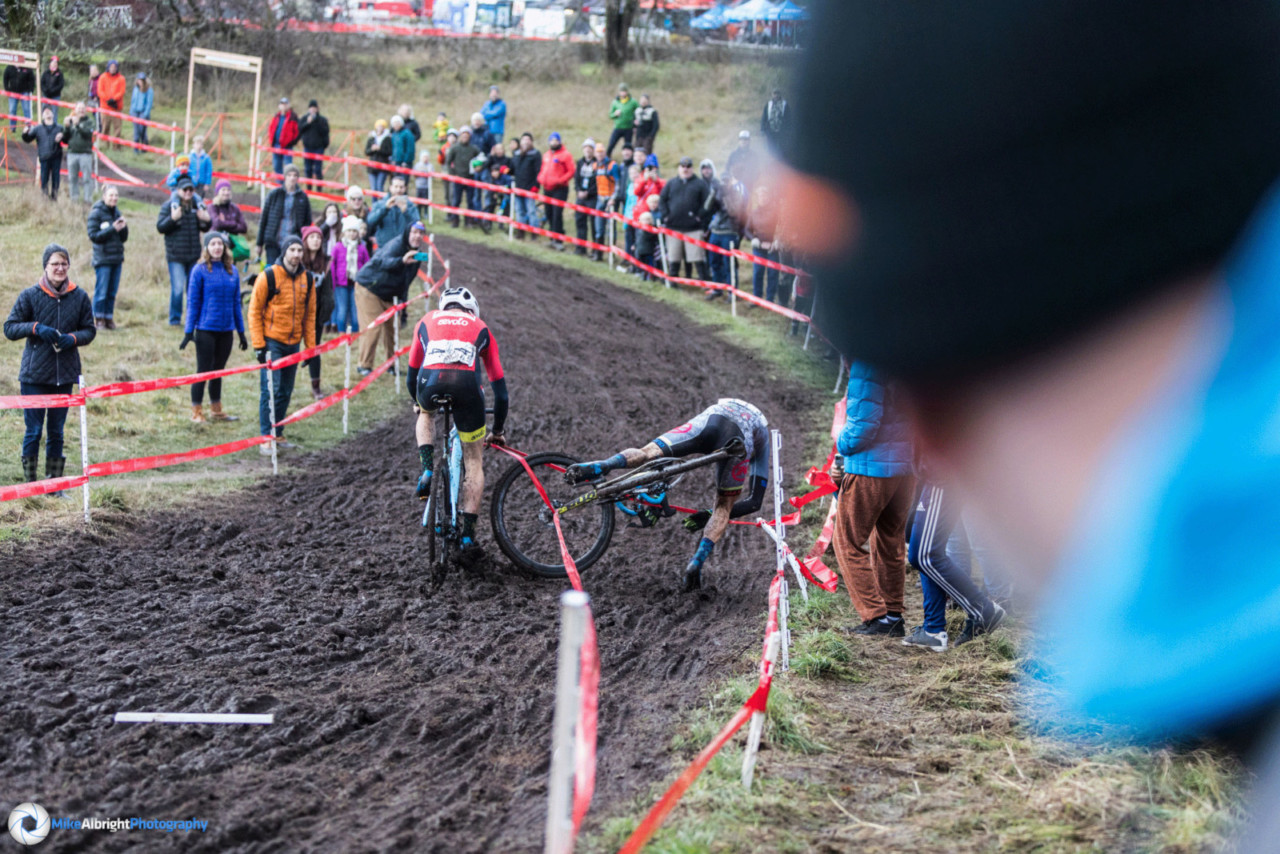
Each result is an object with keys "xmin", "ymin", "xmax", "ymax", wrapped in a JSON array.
[{"xmin": 0, "ymin": 233, "xmax": 823, "ymax": 852}]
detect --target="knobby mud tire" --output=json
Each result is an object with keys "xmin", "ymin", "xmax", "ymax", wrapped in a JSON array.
[{"xmin": 490, "ymin": 452, "xmax": 615, "ymax": 578}]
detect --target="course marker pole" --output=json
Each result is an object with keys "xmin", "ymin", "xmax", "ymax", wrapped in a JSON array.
[
  {"xmin": 78, "ymin": 373, "xmax": 90, "ymax": 523},
  {"xmin": 608, "ymin": 217, "xmax": 615, "ymax": 271},
  {"xmin": 115, "ymin": 712, "xmax": 273, "ymax": 725},
  {"xmin": 427, "ymin": 166, "xmax": 433, "ymax": 225},
  {"xmin": 780, "ymin": 577, "xmax": 791, "ymax": 671},
  {"xmin": 342, "ymin": 339, "xmax": 351, "ymax": 434},
  {"xmin": 546, "ymin": 589, "xmax": 590, "ymax": 854},
  {"xmin": 393, "ymin": 310, "xmax": 401, "ymax": 394},
  {"xmin": 772, "ymin": 430, "xmax": 806, "ymax": 602},
  {"xmin": 660, "ymin": 236, "xmax": 671, "ymax": 288},
  {"xmin": 742, "ymin": 631, "xmax": 780, "ymax": 789},
  {"xmin": 508, "ymin": 186, "xmax": 516, "ymax": 241},
  {"xmin": 803, "ymin": 279, "xmax": 816, "ymax": 350},
  {"xmin": 426, "ymin": 233, "xmax": 435, "ymax": 284},
  {"xmin": 266, "ymin": 362, "xmax": 278, "ymax": 475},
  {"xmin": 833, "ymin": 356, "xmax": 847, "ymax": 395},
  {"xmin": 730, "ymin": 250, "xmax": 738, "ymax": 317}
]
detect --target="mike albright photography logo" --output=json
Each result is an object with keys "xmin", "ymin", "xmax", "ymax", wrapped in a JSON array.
[{"xmin": 7, "ymin": 803, "xmax": 50, "ymax": 846}]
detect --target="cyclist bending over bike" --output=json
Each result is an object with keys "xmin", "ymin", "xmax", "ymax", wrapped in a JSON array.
[
  {"xmin": 407, "ymin": 285, "xmax": 508, "ymax": 552},
  {"xmin": 566, "ymin": 398, "xmax": 770, "ymax": 592}
]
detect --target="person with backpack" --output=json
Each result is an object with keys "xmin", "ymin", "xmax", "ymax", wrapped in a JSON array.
[{"xmin": 247, "ymin": 235, "xmax": 316, "ymax": 450}]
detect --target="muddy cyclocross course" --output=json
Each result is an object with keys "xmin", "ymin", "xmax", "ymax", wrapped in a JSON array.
[{"xmin": 1, "ymin": 234, "xmax": 823, "ymax": 853}]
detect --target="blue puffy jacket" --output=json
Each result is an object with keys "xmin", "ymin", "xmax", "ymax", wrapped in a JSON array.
[
  {"xmin": 838, "ymin": 361, "xmax": 913, "ymax": 477},
  {"xmin": 481, "ymin": 98, "xmax": 506, "ymax": 139},
  {"xmin": 185, "ymin": 261, "xmax": 244, "ymax": 335}
]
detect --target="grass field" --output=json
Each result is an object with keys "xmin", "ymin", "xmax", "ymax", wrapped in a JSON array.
[{"xmin": 0, "ymin": 48, "xmax": 1251, "ymax": 852}]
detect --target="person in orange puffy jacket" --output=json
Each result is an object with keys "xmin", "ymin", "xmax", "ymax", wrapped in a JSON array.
[
  {"xmin": 96, "ymin": 60, "xmax": 127, "ymax": 148},
  {"xmin": 536, "ymin": 132, "xmax": 575, "ymax": 249}
]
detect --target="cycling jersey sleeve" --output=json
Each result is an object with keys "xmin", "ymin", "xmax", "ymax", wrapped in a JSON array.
[
  {"xmin": 408, "ymin": 317, "xmax": 428, "ymax": 370},
  {"xmin": 479, "ymin": 326, "xmax": 505, "ymax": 381},
  {"xmin": 491, "ymin": 377, "xmax": 509, "ymax": 434}
]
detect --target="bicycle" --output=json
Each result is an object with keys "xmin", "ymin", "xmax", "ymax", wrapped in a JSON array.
[
  {"xmin": 489, "ymin": 439, "xmax": 745, "ymax": 578},
  {"xmin": 420, "ymin": 393, "xmax": 465, "ymax": 571}
]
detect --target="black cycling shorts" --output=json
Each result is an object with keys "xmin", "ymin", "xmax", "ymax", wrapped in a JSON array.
[
  {"xmin": 654, "ymin": 413, "xmax": 750, "ymax": 493},
  {"xmin": 416, "ymin": 368, "xmax": 486, "ymax": 442}
]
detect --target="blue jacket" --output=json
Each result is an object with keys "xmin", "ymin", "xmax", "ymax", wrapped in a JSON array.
[
  {"xmin": 391, "ymin": 127, "xmax": 416, "ymax": 167},
  {"xmin": 189, "ymin": 150, "xmax": 213, "ymax": 187},
  {"xmin": 129, "ymin": 84, "xmax": 153, "ymax": 118},
  {"xmin": 366, "ymin": 196, "xmax": 420, "ymax": 249},
  {"xmin": 481, "ymin": 99, "xmax": 506, "ymax": 138},
  {"xmin": 1039, "ymin": 184, "xmax": 1280, "ymax": 738},
  {"xmin": 838, "ymin": 361, "xmax": 913, "ymax": 477},
  {"xmin": 185, "ymin": 261, "xmax": 244, "ymax": 335}
]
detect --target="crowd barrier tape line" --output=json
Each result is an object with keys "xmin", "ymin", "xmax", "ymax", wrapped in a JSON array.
[
  {"xmin": 492, "ymin": 443, "xmax": 599, "ymax": 836},
  {"xmin": 0, "ymin": 393, "xmax": 85, "ymax": 409},
  {"xmin": 86, "ymin": 362, "xmax": 262, "ymax": 399},
  {"xmin": 0, "ymin": 89, "xmax": 184, "ymax": 134},
  {"xmin": 0, "ymin": 474, "xmax": 89, "ymax": 503},
  {"xmin": 90, "ymin": 131, "xmax": 175, "ymax": 158},
  {"xmin": 349, "ymin": 344, "xmax": 411, "ymax": 398},
  {"xmin": 86, "ymin": 435, "xmax": 271, "ymax": 478},
  {"xmin": 93, "ymin": 146, "xmax": 152, "ymax": 186}
]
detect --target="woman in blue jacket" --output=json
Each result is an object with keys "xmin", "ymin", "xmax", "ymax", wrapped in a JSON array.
[
  {"xmin": 129, "ymin": 72, "xmax": 153, "ymax": 145},
  {"xmin": 181, "ymin": 232, "xmax": 247, "ymax": 423}
]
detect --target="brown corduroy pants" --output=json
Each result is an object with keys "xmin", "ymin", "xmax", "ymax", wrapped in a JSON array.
[{"xmin": 832, "ymin": 473, "xmax": 917, "ymax": 622}]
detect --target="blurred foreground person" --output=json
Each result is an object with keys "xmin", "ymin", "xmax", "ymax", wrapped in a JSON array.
[{"xmin": 785, "ymin": 1, "xmax": 1280, "ymax": 846}]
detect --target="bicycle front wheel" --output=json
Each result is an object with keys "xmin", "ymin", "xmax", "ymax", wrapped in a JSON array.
[{"xmin": 491, "ymin": 452, "xmax": 615, "ymax": 578}]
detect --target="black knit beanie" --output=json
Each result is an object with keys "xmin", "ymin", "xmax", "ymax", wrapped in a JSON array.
[
  {"xmin": 786, "ymin": 0, "xmax": 1280, "ymax": 386},
  {"xmin": 42, "ymin": 243, "xmax": 69, "ymax": 268}
]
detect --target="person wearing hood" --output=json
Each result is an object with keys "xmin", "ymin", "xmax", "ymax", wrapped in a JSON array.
[
  {"xmin": 63, "ymin": 102, "xmax": 97, "ymax": 204},
  {"xmin": 156, "ymin": 175, "xmax": 212, "ymax": 326},
  {"xmin": 40, "ymin": 57, "xmax": 64, "ymax": 123},
  {"xmin": 354, "ymin": 221, "xmax": 425, "ymax": 374},
  {"xmin": 129, "ymin": 72, "xmax": 153, "ymax": 145},
  {"xmin": 97, "ymin": 60, "xmax": 127, "ymax": 146},
  {"xmin": 4, "ymin": 244, "xmax": 96, "ymax": 487},
  {"xmin": 4, "ymin": 62, "xmax": 35, "ymax": 128},
  {"xmin": 365, "ymin": 119, "xmax": 393, "ymax": 193},
  {"xmin": 257, "ymin": 165, "xmax": 313, "ymax": 266},
  {"xmin": 86, "ymin": 185, "xmax": 129, "ymax": 328},
  {"xmin": 248, "ymin": 234, "xmax": 316, "ymax": 449},
  {"xmin": 182, "ymin": 231, "xmax": 247, "ymax": 423},
  {"xmin": 481, "ymin": 86, "xmax": 507, "ymax": 143},
  {"xmin": 537, "ymin": 131, "xmax": 574, "ymax": 249},
  {"xmin": 22, "ymin": 107, "xmax": 64, "ymax": 200}
]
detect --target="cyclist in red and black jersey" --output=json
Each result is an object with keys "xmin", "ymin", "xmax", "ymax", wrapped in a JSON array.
[{"xmin": 407, "ymin": 285, "xmax": 508, "ymax": 550}]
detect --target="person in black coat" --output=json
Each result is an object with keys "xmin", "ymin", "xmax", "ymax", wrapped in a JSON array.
[
  {"xmin": 157, "ymin": 175, "xmax": 212, "ymax": 326},
  {"xmin": 86, "ymin": 185, "xmax": 129, "ymax": 328},
  {"xmin": 4, "ymin": 64, "xmax": 35, "ymax": 128},
  {"xmin": 3, "ymin": 244, "xmax": 96, "ymax": 485},
  {"xmin": 257, "ymin": 165, "xmax": 313, "ymax": 266},
  {"xmin": 22, "ymin": 107, "xmax": 64, "ymax": 200},
  {"xmin": 658, "ymin": 158, "xmax": 712, "ymax": 279},
  {"xmin": 40, "ymin": 57, "xmax": 64, "ymax": 122},
  {"xmin": 298, "ymin": 99, "xmax": 331, "ymax": 188},
  {"xmin": 353, "ymin": 220, "xmax": 425, "ymax": 372}
]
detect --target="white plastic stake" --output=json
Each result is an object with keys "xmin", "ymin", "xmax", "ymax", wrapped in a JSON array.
[
  {"xmin": 443, "ymin": 258, "xmax": 451, "ymax": 288},
  {"xmin": 115, "ymin": 712, "xmax": 273, "ymax": 725},
  {"xmin": 393, "ymin": 309, "xmax": 401, "ymax": 394},
  {"xmin": 608, "ymin": 217, "xmax": 615, "ymax": 271},
  {"xmin": 803, "ymin": 280, "xmax": 815, "ymax": 350},
  {"xmin": 508, "ymin": 186, "xmax": 516, "ymax": 241},
  {"xmin": 742, "ymin": 631, "xmax": 780, "ymax": 789},
  {"xmin": 758, "ymin": 520, "xmax": 809, "ymax": 604},
  {"xmin": 78, "ymin": 373, "xmax": 90, "ymax": 523},
  {"xmin": 427, "ymin": 164, "xmax": 434, "ymax": 225},
  {"xmin": 730, "ymin": 249, "xmax": 738, "ymax": 317},
  {"xmin": 660, "ymin": 235, "xmax": 671, "ymax": 288},
  {"xmin": 833, "ymin": 356, "xmax": 847, "ymax": 395},
  {"xmin": 169, "ymin": 127, "xmax": 176, "ymax": 173},
  {"xmin": 772, "ymin": 430, "xmax": 806, "ymax": 601},
  {"xmin": 545, "ymin": 590, "xmax": 590, "ymax": 854},
  {"xmin": 342, "ymin": 339, "xmax": 351, "ymax": 434},
  {"xmin": 426, "ymin": 233, "xmax": 435, "ymax": 285},
  {"xmin": 265, "ymin": 361, "xmax": 278, "ymax": 475},
  {"xmin": 779, "ymin": 578, "xmax": 791, "ymax": 671}
]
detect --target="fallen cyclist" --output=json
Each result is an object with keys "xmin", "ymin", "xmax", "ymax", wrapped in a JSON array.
[
  {"xmin": 407, "ymin": 285, "xmax": 508, "ymax": 554},
  {"xmin": 566, "ymin": 398, "xmax": 770, "ymax": 592}
]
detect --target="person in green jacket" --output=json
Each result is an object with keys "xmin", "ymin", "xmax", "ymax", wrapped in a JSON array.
[
  {"xmin": 63, "ymin": 102, "xmax": 97, "ymax": 204},
  {"xmin": 606, "ymin": 84, "xmax": 638, "ymax": 159}
]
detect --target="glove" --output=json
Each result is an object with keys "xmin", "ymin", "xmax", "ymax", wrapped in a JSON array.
[
  {"xmin": 682, "ymin": 509, "xmax": 712, "ymax": 532},
  {"xmin": 55, "ymin": 333, "xmax": 76, "ymax": 351},
  {"xmin": 238, "ymin": 332, "xmax": 248, "ymax": 351},
  {"xmin": 34, "ymin": 324, "xmax": 60, "ymax": 345},
  {"xmin": 486, "ymin": 431, "xmax": 506, "ymax": 448},
  {"xmin": 179, "ymin": 333, "xmax": 193, "ymax": 350},
  {"xmin": 255, "ymin": 348, "xmax": 268, "ymax": 364}
]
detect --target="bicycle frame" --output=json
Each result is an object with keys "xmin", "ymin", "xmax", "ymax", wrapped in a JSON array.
[{"xmin": 557, "ymin": 447, "xmax": 735, "ymax": 515}]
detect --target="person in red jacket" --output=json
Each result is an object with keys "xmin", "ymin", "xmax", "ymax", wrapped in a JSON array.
[
  {"xmin": 536, "ymin": 131, "xmax": 575, "ymax": 250},
  {"xmin": 266, "ymin": 97, "xmax": 301, "ymax": 176}
]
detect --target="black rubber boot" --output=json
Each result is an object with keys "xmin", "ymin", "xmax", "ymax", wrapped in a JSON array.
[
  {"xmin": 46, "ymin": 456, "xmax": 68, "ymax": 498},
  {"xmin": 21, "ymin": 456, "xmax": 38, "ymax": 483},
  {"xmin": 694, "ymin": 261, "xmax": 710, "ymax": 282}
]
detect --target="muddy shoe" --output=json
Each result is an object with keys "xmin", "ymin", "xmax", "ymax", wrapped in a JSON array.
[
  {"xmin": 902, "ymin": 625, "xmax": 948, "ymax": 653},
  {"xmin": 415, "ymin": 469, "xmax": 433, "ymax": 500},
  {"xmin": 564, "ymin": 461, "xmax": 607, "ymax": 484},
  {"xmin": 853, "ymin": 616, "xmax": 905, "ymax": 637},
  {"xmin": 453, "ymin": 538, "xmax": 485, "ymax": 571},
  {"xmin": 680, "ymin": 561, "xmax": 702, "ymax": 593}
]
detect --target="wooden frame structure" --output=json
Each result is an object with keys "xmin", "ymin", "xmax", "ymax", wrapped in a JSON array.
[{"xmin": 184, "ymin": 47, "xmax": 262, "ymax": 179}]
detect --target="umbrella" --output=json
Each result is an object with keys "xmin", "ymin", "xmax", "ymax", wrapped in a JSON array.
[
  {"xmin": 773, "ymin": 0, "xmax": 807, "ymax": 21},
  {"xmin": 691, "ymin": 4, "xmax": 728, "ymax": 29},
  {"xmin": 724, "ymin": 0, "xmax": 777, "ymax": 23}
]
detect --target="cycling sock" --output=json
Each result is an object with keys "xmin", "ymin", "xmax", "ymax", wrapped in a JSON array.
[
  {"xmin": 418, "ymin": 444, "xmax": 434, "ymax": 473},
  {"xmin": 689, "ymin": 536, "xmax": 715, "ymax": 570},
  {"xmin": 603, "ymin": 452, "xmax": 627, "ymax": 472},
  {"xmin": 461, "ymin": 512, "xmax": 478, "ymax": 540}
]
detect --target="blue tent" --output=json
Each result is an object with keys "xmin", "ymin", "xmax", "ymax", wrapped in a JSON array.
[
  {"xmin": 725, "ymin": 0, "xmax": 778, "ymax": 23},
  {"xmin": 773, "ymin": 0, "xmax": 807, "ymax": 21},
  {"xmin": 691, "ymin": 4, "xmax": 728, "ymax": 29}
]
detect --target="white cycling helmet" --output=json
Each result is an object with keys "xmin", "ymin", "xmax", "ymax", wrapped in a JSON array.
[{"xmin": 440, "ymin": 286, "xmax": 479, "ymax": 315}]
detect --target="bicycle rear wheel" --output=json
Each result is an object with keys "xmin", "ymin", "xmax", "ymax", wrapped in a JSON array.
[{"xmin": 490, "ymin": 452, "xmax": 615, "ymax": 578}]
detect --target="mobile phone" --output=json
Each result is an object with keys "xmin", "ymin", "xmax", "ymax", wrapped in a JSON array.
[{"xmin": 413, "ymin": 251, "xmax": 431, "ymax": 262}]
